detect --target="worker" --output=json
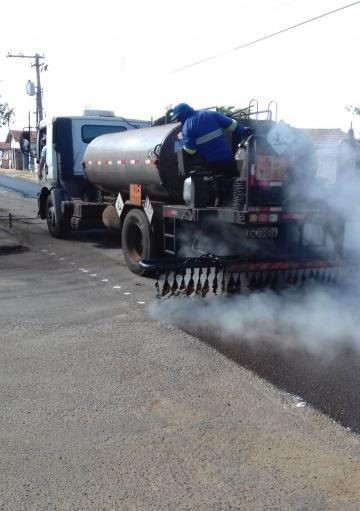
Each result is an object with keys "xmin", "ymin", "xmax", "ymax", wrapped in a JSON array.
[
  {"xmin": 38, "ymin": 135, "xmax": 47, "ymax": 180},
  {"xmin": 170, "ymin": 103, "xmax": 251, "ymax": 204}
]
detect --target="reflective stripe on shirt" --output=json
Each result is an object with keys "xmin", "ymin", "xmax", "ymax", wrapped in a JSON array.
[
  {"xmin": 225, "ymin": 119, "xmax": 237, "ymax": 132},
  {"xmin": 183, "ymin": 146, "xmax": 197, "ymax": 155},
  {"xmin": 195, "ymin": 128, "xmax": 223, "ymax": 145}
]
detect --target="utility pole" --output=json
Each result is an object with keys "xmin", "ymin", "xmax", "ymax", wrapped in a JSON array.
[{"xmin": 7, "ymin": 52, "xmax": 45, "ymax": 126}]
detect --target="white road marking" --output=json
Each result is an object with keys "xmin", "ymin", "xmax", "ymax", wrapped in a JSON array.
[
  {"xmin": 78, "ymin": 268, "xmax": 89, "ymax": 273},
  {"xmin": 90, "ymin": 274, "xmax": 97, "ymax": 277},
  {"xmin": 49, "ymin": 252, "xmax": 56, "ymax": 255},
  {"xmin": 101, "ymin": 279, "xmax": 109, "ymax": 282},
  {"xmin": 113, "ymin": 285, "xmax": 121, "ymax": 289},
  {"xmin": 124, "ymin": 292, "xmax": 131, "ymax": 295},
  {"xmin": 41, "ymin": 249, "xmax": 48, "ymax": 252},
  {"xmin": 70, "ymin": 262, "xmax": 75, "ymax": 265},
  {"xmin": 138, "ymin": 301, "xmax": 146, "ymax": 304},
  {"xmin": 59, "ymin": 257, "xmax": 65, "ymax": 261},
  {"xmin": 293, "ymin": 395, "xmax": 307, "ymax": 408}
]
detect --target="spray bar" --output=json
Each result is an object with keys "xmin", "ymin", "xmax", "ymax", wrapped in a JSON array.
[
  {"xmin": 140, "ymin": 254, "xmax": 346, "ymax": 274},
  {"xmin": 140, "ymin": 254, "xmax": 349, "ymax": 298}
]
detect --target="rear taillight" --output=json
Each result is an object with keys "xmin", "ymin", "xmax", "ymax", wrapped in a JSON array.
[
  {"xmin": 258, "ymin": 213, "xmax": 268, "ymax": 223},
  {"xmin": 249, "ymin": 213, "xmax": 279, "ymax": 223}
]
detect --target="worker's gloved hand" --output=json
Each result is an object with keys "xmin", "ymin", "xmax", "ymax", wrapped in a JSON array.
[{"xmin": 234, "ymin": 125, "xmax": 253, "ymax": 141}]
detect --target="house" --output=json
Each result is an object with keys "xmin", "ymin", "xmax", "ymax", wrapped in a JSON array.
[{"xmin": 1, "ymin": 129, "xmax": 37, "ymax": 170}]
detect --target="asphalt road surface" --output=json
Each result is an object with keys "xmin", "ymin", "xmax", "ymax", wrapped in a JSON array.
[
  {"xmin": 0, "ymin": 183, "xmax": 360, "ymax": 510},
  {"xmin": 0, "ymin": 174, "xmax": 40, "ymax": 198}
]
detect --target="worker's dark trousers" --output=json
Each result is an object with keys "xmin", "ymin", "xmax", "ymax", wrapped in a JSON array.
[{"xmin": 207, "ymin": 160, "xmax": 237, "ymax": 206}]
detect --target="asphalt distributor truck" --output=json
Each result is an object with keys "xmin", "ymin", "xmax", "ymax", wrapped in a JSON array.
[{"xmin": 22, "ymin": 104, "xmax": 348, "ymax": 298}]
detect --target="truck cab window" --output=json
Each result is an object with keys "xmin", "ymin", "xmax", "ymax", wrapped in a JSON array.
[{"xmin": 81, "ymin": 125, "xmax": 127, "ymax": 144}]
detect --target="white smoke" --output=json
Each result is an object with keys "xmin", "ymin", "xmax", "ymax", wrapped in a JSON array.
[
  {"xmin": 149, "ymin": 280, "xmax": 360, "ymax": 357},
  {"xmin": 149, "ymin": 127, "xmax": 360, "ymax": 356}
]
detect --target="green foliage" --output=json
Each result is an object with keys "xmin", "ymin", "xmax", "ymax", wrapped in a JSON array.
[
  {"xmin": 0, "ymin": 101, "xmax": 14, "ymax": 127},
  {"xmin": 346, "ymin": 105, "xmax": 360, "ymax": 116}
]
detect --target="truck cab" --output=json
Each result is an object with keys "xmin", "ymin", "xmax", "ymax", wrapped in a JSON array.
[{"xmin": 31, "ymin": 110, "xmax": 149, "ymax": 237}]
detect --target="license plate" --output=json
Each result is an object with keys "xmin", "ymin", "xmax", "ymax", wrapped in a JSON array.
[
  {"xmin": 247, "ymin": 227, "xmax": 278, "ymax": 239},
  {"xmin": 255, "ymin": 155, "xmax": 287, "ymax": 180}
]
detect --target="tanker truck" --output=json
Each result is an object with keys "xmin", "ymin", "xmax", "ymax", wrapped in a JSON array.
[
  {"xmin": 82, "ymin": 102, "xmax": 348, "ymax": 296},
  {"xmin": 22, "ymin": 103, "xmax": 348, "ymax": 296}
]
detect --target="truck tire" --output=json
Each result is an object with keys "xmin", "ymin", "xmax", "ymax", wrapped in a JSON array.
[
  {"xmin": 46, "ymin": 195, "xmax": 69, "ymax": 238},
  {"xmin": 121, "ymin": 208, "xmax": 157, "ymax": 275}
]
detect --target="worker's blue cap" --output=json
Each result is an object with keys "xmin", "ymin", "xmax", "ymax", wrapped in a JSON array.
[{"xmin": 170, "ymin": 103, "xmax": 193, "ymax": 122}]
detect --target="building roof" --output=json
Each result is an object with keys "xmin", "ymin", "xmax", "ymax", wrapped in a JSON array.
[
  {"xmin": 5, "ymin": 129, "xmax": 37, "ymax": 144},
  {"xmin": 304, "ymin": 128, "xmax": 347, "ymax": 146},
  {"xmin": 6, "ymin": 130, "xmax": 21, "ymax": 143}
]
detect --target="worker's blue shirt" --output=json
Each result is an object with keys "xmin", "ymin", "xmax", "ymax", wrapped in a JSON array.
[{"xmin": 181, "ymin": 110, "xmax": 235, "ymax": 162}]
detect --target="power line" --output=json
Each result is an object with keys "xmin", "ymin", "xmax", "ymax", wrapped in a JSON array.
[{"xmin": 166, "ymin": 1, "xmax": 360, "ymax": 75}]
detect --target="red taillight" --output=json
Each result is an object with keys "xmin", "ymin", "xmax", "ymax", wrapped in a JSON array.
[{"xmin": 258, "ymin": 213, "xmax": 268, "ymax": 223}]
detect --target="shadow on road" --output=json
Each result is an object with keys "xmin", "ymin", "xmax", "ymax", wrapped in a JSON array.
[{"xmin": 66, "ymin": 229, "xmax": 122, "ymax": 250}]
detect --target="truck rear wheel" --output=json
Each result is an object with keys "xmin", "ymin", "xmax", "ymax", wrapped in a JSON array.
[
  {"xmin": 121, "ymin": 208, "xmax": 157, "ymax": 275},
  {"xmin": 46, "ymin": 195, "xmax": 69, "ymax": 238}
]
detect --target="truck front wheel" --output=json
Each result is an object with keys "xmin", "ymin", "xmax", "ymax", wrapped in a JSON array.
[
  {"xmin": 46, "ymin": 195, "xmax": 69, "ymax": 238},
  {"xmin": 121, "ymin": 208, "xmax": 157, "ymax": 275}
]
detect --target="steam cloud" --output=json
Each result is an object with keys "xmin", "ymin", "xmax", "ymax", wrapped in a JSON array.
[
  {"xmin": 149, "ymin": 282, "xmax": 360, "ymax": 356},
  {"xmin": 149, "ymin": 126, "xmax": 360, "ymax": 355}
]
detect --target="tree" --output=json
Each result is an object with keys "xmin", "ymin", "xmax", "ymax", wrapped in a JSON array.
[
  {"xmin": 346, "ymin": 105, "xmax": 360, "ymax": 116},
  {"xmin": 0, "ymin": 101, "xmax": 14, "ymax": 127}
]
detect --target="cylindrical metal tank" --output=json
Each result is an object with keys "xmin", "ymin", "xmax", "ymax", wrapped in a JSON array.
[{"xmin": 83, "ymin": 123, "xmax": 184, "ymax": 202}]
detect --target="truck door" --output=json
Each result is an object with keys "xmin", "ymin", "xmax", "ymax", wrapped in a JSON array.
[
  {"xmin": 44, "ymin": 121, "xmax": 55, "ymax": 181},
  {"xmin": 37, "ymin": 121, "xmax": 55, "ymax": 182}
]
